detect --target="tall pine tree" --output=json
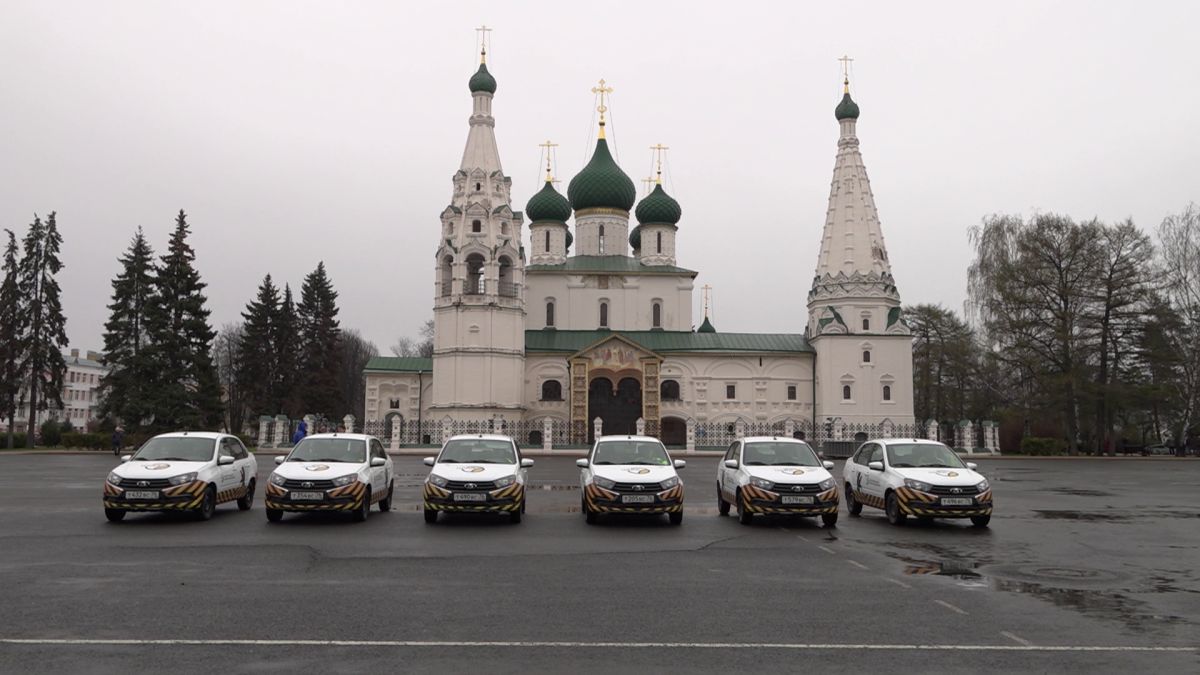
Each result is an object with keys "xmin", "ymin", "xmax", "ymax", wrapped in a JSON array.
[
  {"xmin": 238, "ymin": 274, "xmax": 280, "ymax": 417},
  {"xmin": 297, "ymin": 262, "xmax": 343, "ymax": 417},
  {"xmin": 274, "ymin": 284, "xmax": 301, "ymax": 417},
  {"xmin": 0, "ymin": 229, "xmax": 23, "ymax": 448},
  {"xmin": 17, "ymin": 213, "xmax": 68, "ymax": 447},
  {"xmin": 98, "ymin": 228, "xmax": 157, "ymax": 427},
  {"xmin": 144, "ymin": 210, "xmax": 223, "ymax": 430}
]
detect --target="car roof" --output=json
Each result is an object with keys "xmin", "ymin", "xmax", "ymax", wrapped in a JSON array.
[
  {"xmin": 741, "ymin": 436, "xmax": 810, "ymax": 443},
  {"xmin": 303, "ymin": 433, "xmax": 374, "ymax": 441},
  {"xmin": 153, "ymin": 432, "xmax": 226, "ymax": 440},
  {"xmin": 446, "ymin": 433, "xmax": 514, "ymax": 442},
  {"xmin": 594, "ymin": 435, "xmax": 663, "ymax": 443},
  {"xmin": 873, "ymin": 438, "xmax": 945, "ymax": 446}
]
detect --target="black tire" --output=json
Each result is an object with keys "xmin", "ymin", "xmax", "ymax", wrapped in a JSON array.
[
  {"xmin": 668, "ymin": 511, "xmax": 683, "ymax": 526},
  {"xmin": 237, "ymin": 480, "xmax": 255, "ymax": 511},
  {"xmin": 424, "ymin": 508, "xmax": 438, "ymax": 524},
  {"xmin": 583, "ymin": 496, "xmax": 597, "ymax": 525},
  {"xmin": 509, "ymin": 507, "xmax": 522, "ymax": 524},
  {"xmin": 717, "ymin": 485, "xmax": 730, "ymax": 515},
  {"xmin": 353, "ymin": 489, "xmax": 371, "ymax": 522},
  {"xmin": 379, "ymin": 481, "xmax": 394, "ymax": 512},
  {"xmin": 104, "ymin": 508, "xmax": 126, "ymax": 523},
  {"xmin": 266, "ymin": 508, "xmax": 283, "ymax": 522},
  {"xmin": 737, "ymin": 491, "xmax": 753, "ymax": 525},
  {"xmin": 846, "ymin": 484, "xmax": 863, "ymax": 516},
  {"xmin": 822, "ymin": 512, "xmax": 839, "ymax": 528},
  {"xmin": 971, "ymin": 515, "xmax": 991, "ymax": 528},
  {"xmin": 195, "ymin": 486, "xmax": 216, "ymax": 521},
  {"xmin": 885, "ymin": 491, "xmax": 907, "ymax": 526}
]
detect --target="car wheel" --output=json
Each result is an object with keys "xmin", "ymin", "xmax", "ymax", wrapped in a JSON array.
[
  {"xmin": 509, "ymin": 507, "xmax": 522, "ymax": 524},
  {"xmin": 737, "ymin": 490, "xmax": 753, "ymax": 525},
  {"xmin": 266, "ymin": 508, "xmax": 283, "ymax": 523},
  {"xmin": 423, "ymin": 508, "xmax": 438, "ymax": 524},
  {"xmin": 195, "ymin": 485, "xmax": 216, "ymax": 521},
  {"xmin": 237, "ymin": 479, "xmax": 255, "ymax": 511},
  {"xmin": 885, "ymin": 491, "xmax": 906, "ymax": 526},
  {"xmin": 379, "ymin": 481, "xmax": 394, "ymax": 512},
  {"xmin": 822, "ymin": 512, "xmax": 838, "ymax": 528},
  {"xmin": 668, "ymin": 511, "xmax": 683, "ymax": 526},
  {"xmin": 104, "ymin": 508, "xmax": 126, "ymax": 523},
  {"xmin": 716, "ymin": 485, "xmax": 730, "ymax": 515},
  {"xmin": 971, "ymin": 515, "xmax": 991, "ymax": 528},
  {"xmin": 353, "ymin": 489, "xmax": 371, "ymax": 522},
  {"xmin": 583, "ymin": 496, "xmax": 597, "ymax": 525},
  {"xmin": 846, "ymin": 484, "xmax": 863, "ymax": 516}
]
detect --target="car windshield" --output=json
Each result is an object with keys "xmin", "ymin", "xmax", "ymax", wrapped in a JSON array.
[
  {"xmin": 592, "ymin": 440, "xmax": 671, "ymax": 466},
  {"xmin": 131, "ymin": 436, "xmax": 215, "ymax": 462},
  {"xmin": 742, "ymin": 441, "xmax": 821, "ymax": 466},
  {"xmin": 438, "ymin": 438, "xmax": 516, "ymax": 464},
  {"xmin": 287, "ymin": 438, "xmax": 366, "ymax": 464},
  {"xmin": 886, "ymin": 443, "xmax": 965, "ymax": 468}
]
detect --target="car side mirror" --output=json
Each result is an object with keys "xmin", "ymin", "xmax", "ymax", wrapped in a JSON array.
[
  {"xmin": 576, "ymin": 458, "xmax": 589, "ymax": 468},
  {"xmin": 370, "ymin": 457, "xmax": 386, "ymax": 467},
  {"xmin": 274, "ymin": 456, "xmax": 285, "ymax": 465},
  {"xmin": 120, "ymin": 454, "xmax": 132, "ymax": 463},
  {"xmin": 868, "ymin": 461, "xmax": 884, "ymax": 471},
  {"xmin": 966, "ymin": 462, "xmax": 978, "ymax": 470},
  {"xmin": 423, "ymin": 457, "xmax": 436, "ymax": 467},
  {"xmin": 218, "ymin": 455, "xmax": 234, "ymax": 465},
  {"xmin": 674, "ymin": 459, "xmax": 686, "ymax": 469},
  {"xmin": 723, "ymin": 459, "xmax": 739, "ymax": 469},
  {"xmin": 520, "ymin": 458, "xmax": 535, "ymax": 468},
  {"xmin": 823, "ymin": 460, "xmax": 835, "ymax": 470}
]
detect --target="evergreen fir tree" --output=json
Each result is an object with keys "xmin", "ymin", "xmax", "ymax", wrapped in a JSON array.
[
  {"xmin": 238, "ymin": 274, "xmax": 280, "ymax": 417},
  {"xmin": 0, "ymin": 229, "xmax": 24, "ymax": 448},
  {"xmin": 274, "ymin": 284, "xmax": 300, "ymax": 417},
  {"xmin": 17, "ymin": 213, "xmax": 68, "ymax": 447},
  {"xmin": 98, "ymin": 228, "xmax": 157, "ymax": 428},
  {"xmin": 144, "ymin": 210, "xmax": 223, "ymax": 430},
  {"xmin": 296, "ymin": 262, "xmax": 343, "ymax": 416}
]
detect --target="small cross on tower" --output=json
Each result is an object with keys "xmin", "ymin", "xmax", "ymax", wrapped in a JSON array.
[
  {"xmin": 592, "ymin": 78, "xmax": 614, "ymax": 128},
  {"xmin": 538, "ymin": 139, "xmax": 559, "ymax": 182},
  {"xmin": 476, "ymin": 25, "xmax": 492, "ymax": 61},
  {"xmin": 838, "ymin": 54, "xmax": 854, "ymax": 90},
  {"xmin": 650, "ymin": 143, "xmax": 670, "ymax": 184}
]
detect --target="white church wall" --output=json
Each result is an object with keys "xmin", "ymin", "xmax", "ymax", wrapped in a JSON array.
[
  {"xmin": 365, "ymin": 372, "xmax": 433, "ymax": 424},
  {"xmin": 812, "ymin": 334, "xmax": 914, "ymax": 425},
  {"xmin": 525, "ymin": 273, "xmax": 693, "ymax": 331},
  {"xmin": 658, "ymin": 354, "xmax": 814, "ymax": 424}
]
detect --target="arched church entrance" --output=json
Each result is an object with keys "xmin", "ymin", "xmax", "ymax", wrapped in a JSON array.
[
  {"xmin": 588, "ymin": 376, "xmax": 643, "ymax": 442},
  {"xmin": 661, "ymin": 417, "xmax": 687, "ymax": 447}
]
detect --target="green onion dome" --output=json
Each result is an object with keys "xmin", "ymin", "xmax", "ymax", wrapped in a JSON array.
[
  {"xmin": 568, "ymin": 137, "xmax": 636, "ymax": 212},
  {"xmin": 634, "ymin": 183, "xmax": 682, "ymax": 225},
  {"xmin": 835, "ymin": 85, "xmax": 859, "ymax": 120},
  {"xmin": 469, "ymin": 63, "xmax": 497, "ymax": 94},
  {"xmin": 698, "ymin": 316, "xmax": 716, "ymax": 333},
  {"xmin": 565, "ymin": 229, "xmax": 574, "ymax": 250},
  {"xmin": 525, "ymin": 180, "xmax": 572, "ymax": 223},
  {"xmin": 629, "ymin": 224, "xmax": 641, "ymax": 250}
]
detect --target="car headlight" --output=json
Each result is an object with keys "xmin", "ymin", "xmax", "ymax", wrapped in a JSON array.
[
  {"xmin": 493, "ymin": 475, "xmax": 516, "ymax": 489},
  {"xmin": 428, "ymin": 474, "xmax": 448, "ymax": 488},
  {"xmin": 168, "ymin": 472, "xmax": 198, "ymax": 486},
  {"xmin": 976, "ymin": 479, "xmax": 990, "ymax": 491},
  {"xmin": 269, "ymin": 473, "xmax": 287, "ymax": 487},
  {"xmin": 750, "ymin": 477, "xmax": 774, "ymax": 490},
  {"xmin": 904, "ymin": 478, "xmax": 933, "ymax": 493},
  {"xmin": 660, "ymin": 476, "xmax": 680, "ymax": 489},
  {"xmin": 593, "ymin": 476, "xmax": 616, "ymax": 490},
  {"xmin": 106, "ymin": 472, "xmax": 122, "ymax": 486},
  {"xmin": 332, "ymin": 474, "xmax": 358, "ymax": 487},
  {"xmin": 818, "ymin": 478, "xmax": 835, "ymax": 490}
]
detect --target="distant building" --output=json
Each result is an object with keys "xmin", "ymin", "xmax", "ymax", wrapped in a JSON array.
[{"xmin": 0, "ymin": 348, "xmax": 108, "ymax": 433}]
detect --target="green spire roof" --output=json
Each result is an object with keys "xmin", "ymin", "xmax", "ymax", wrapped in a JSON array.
[
  {"xmin": 629, "ymin": 224, "xmax": 641, "ymax": 250},
  {"xmin": 525, "ymin": 180, "xmax": 572, "ymax": 223},
  {"xmin": 469, "ymin": 63, "xmax": 497, "ymax": 94},
  {"xmin": 635, "ymin": 183, "xmax": 682, "ymax": 225},
  {"xmin": 568, "ymin": 137, "xmax": 636, "ymax": 212},
  {"xmin": 835, "ymin": 82, "xmax": 859, "ymax": 120},
  {"xmin": 698, "ymin": 316, "xmax": 716, "ymax": 333}
]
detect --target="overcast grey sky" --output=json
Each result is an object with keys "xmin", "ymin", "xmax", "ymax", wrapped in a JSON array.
[{"xmin": 3, "ymin": 1, "xmax": 1198, "ymax": 352}]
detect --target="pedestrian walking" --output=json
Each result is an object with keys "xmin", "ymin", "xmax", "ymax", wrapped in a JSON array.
[
  {"xmin": 111, "ymin": 426, "xmax": 124, "ymax": 456},
  {"xmin": 291, "ymin": 419, "xmax": 307, "ymax": 445}
]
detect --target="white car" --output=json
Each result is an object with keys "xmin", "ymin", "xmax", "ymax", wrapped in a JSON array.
[
  {"xmin": 422, "ymin": 434, "xmax": 533, "ymax": 524},
  {"xmin": 577, "ymin": 435, "xmax": 685, "ymax": 525},
  {"xmin": 103, "ymin": 432, "xmax": 257, "ymax": 522},
  {"xmin": 716, "ymin": 436, "xmax": 840, "ymax": 527},
  {"xmin": 264, "ymin": 433, "xmax": 393, "ymax": 522},
  {"xmin": 842, "ymin": 438, "xmax": 993, "ymax": 528}
]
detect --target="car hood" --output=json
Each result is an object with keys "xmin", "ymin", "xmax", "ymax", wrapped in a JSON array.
[
  {"xmin": 431, "ymin": 463, "xmax": 519, "ymax": 482},
  {"xmin": 591, "ymin": 465, "xmax": 678, "ymax": 483},
  {"xmin": 113, "ymin": 460, "xmax": 209, "ymax": 478},
  {"xmin": 273, "ymin": 461, "xmax": 363, "ymax": 480},
  {"xmin": 744, "ymin": 465, "xmax": 833, "ymax": 484},
  {"xmin": 893, "ymin": 467, "xmax": 984, "ymax": 486}
]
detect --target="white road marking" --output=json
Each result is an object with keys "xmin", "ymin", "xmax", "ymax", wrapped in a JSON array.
[
  {"xmin": 935, "ymin": 600, "xmax": 969, "ymax": 615},
  {"xmin": 818, "ymin": 545, "xmax": 836, "ymax": 554},
  {"xmin": 847, "ymin": 560, "xmax": 869, "ymax": 570},
  {"xmin": 795, "ymin": 534, "xmax": 810, "ymax": 542},
  {"xmin": 1001, "ymin": 631, "xmax": 1034, "ymax": 647},
  {"xmin": 0, "ymin": 639, "xmax": 1192, "ymax": 652},
  {"xmin": 887, "ymin": 578, "xmax": 912, "ymax": 589}
]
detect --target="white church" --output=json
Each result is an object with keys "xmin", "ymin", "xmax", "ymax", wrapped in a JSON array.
[{"xmin": 364, "ymin": 46, "xmax": 915, "ymax": 448}]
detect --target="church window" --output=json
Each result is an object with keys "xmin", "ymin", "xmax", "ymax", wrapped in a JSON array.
[
  {"xmin": 544, "ymin": 230, "xmax": 550, "ymax": 252},
  {"xmin": 787, "ymin": 385, "xmax": 797, "ymax": 400},
  {"xmin": 465, "ymin": 253, "xmax": 486, "ymax": 294},
  {"xmin": 598, "ymin": 225, "xmax": 606, "ymax": 254},
  {"xmin": 862, "ymin": 318, "xmax": 870, "ymax": 330},
  {"xmin": 388, "ymin": 398, "xmax": 400, "ymax": 409},
  {"xmin": 843, "ymin": 385, "xmax": 852, "ymax": 401},
  {"xmin": 545, "ymin": 301, "xmax": 555, "ymax": 327},
  {"xmin": 652, "ymin": 302, "xmax": 662, "ymax": 328},
  {"xmin": 656, "ymin": 231, "xmax": 662, "ymax": 254},
  {"xmin": 883, "ymin": 385, "xmax": 892, "ymax": 401},
  {"xmin": 725, "ymin": 384, "xmax": 736, "ymax": 400},
  {"xmin": 863, "ymin": 350, "xmax": 871, "ymax": 363},
  {"xmin": 541, "ymin": 380, "xmax": 563, "ymax": 401},
  {"xmin": 599, "ymin": 302, "xmax": 609, "ymax": 328},
  {"xmin": 475, "ymin": 182, "xmax": 482, "ymax": 192},
  {"xmin": 498, "ymin": 256, "xmax": 515, "ymax": 297},
  {"xmin": 472, "ymin": 220, "xmax": 482, "ymax": 233},
  {"xmin": 661, "ymin": 380, "xmax": 681, "ymax": 401},
  {"xmin": 501, "ymin": 222, "xmax": 509, "ymax": 235},
  {"xmin": 440, "ymin": 255, "xmax": 454, "ymax": 297}
]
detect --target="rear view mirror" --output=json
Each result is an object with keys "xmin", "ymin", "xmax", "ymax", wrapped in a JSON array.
[
  {"xmin": 966, "ymin": 462, "xmax": 978, "ymax": 470},
  {"xmin": 823, "ymin": 460, "xmax": 835, "ymax": 470},
  {"xmin": 120, "ymin": 454, "xmax": 132, "ymax": 463},
  {"xmin": 370, "ymin": 457, "xmax": 386, "ymax": 467},
  {"xmin": 868, "ymin": 461, "xmax": 884, "ymax": 471},
  {"xmin": 520, "ymin": 458, "xmax": 535, "ymax": 468},
  {"xmin": 422, "ymin": 457, "xmax": 436, "ymax": 467},
  {"xmin": 274, "ymin": 456, "xmax": 285, "ymax": 465},
  {"xmin": 723, "ymin": 459, "xmax": 739, "ymax": 469},
  {"xmin": 575, "ymin": 458, "xmax": 589, "ymax": 468},
  {"xmin": 218, "ymin": 455, "xmax": 234, "ymax": 465},
  {"xmin": 673, "ymin": 459, "xmax": 687, "ymax": 469}
]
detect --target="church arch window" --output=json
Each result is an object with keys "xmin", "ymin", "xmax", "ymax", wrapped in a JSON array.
[
  {"xmin": 862, "ymin": 350, "xmax": 872, "ymax": 363},
  {"xmin": 465, "ymin": 253, "xmax": 486, "ymax": 294},
  {"xmin": 787, "ymin": 385, "xmax": 797, "ymax": 400},
  {"xmin": 541, "ymin": 380, "xmax": 563, "ymax": 401},
  {"xmin": 661, "ymin": 379, "xmax": 681, "ymax": 401},
  {"xmin": 497, "ymin": 256, "xmax": 515, "ymax": 297},
  {"xmin": 599, "ymin": 301, "xmax": 609, "ymax": 328},
  {"xmin": 500, "ymin": 221, "xmax": 509, "ymax": 236},
  {"xmin": 474, "ymin": 182, "xmax": 482, "ymax": 192},
  {"xmin": 471, "ymin": 219, "xmax": 482, "ymax": 233},
  {"xmin": 656, "ymin": 231, "xmax": 663, "ymax": 254},
  {"xmin": 883, "ymin": 384, "xmax": 892, "ymax": 401},
  {"xmin": 544, "ymin": 230, "xmax": 551, "ymax": 252},
  {"xmin": 440, "ymin": 255, "xmax": 454, "ymax": 297},
  {"xmin": 652, "ymin": 302, "xmax": 662, "ymax": 328},
  {"xmin": 545, "ymin": 301, "xmax": 555, "ymax": 327},
  {"xmin": 598, "ymin": 225, "xmax": 606, "ymax": 254},
  {"xmin": 862, "ymin": 317, "xmax": 870, "ymax": 330},
  {"xmin": 725, "ymin": 384, "xmax": 736, "ymax": 400},
  {"xmin": 842, "ymin": 385, "xmax": 852, "ymax": 401}
]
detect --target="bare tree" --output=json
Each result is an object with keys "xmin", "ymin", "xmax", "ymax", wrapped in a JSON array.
[
  {"xmin": 338, "ymin": 329, "xmax": 378, "ymax": 423},
  {"xmin": 1158, "ymin": 203, "xmax": 1200, "ymax": 447},
  {"xmin": 214, "ymin": 322, "xmax": 248, "ymax": 435},
  {"xmin": 391, "ymin": 319, "xmax": 434, "ymax": 358}
]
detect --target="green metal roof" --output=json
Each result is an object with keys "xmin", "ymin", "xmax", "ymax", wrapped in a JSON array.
[
  {"xmin": 635, "ymin": 183, "xmax": 682, "ymax": 225},
  {"xmin": 567, "ymin": 137, "xmax": 636, "ymax": 212},
  {"xmin": 364, "ymin": 356, "xmax": 433, "ymax": 372},
  {"xmin": 526, "ymin": 255, "xmax": 696, "ymax": 276},
  {"xmin": 525, "ymin": 180, "xmax": 572, "ymax": 223},
  {"xmin": 524, "ymin": 330, "xmax": 813, "ymax": 354},
  {"xmin": 469, "ymin": 63, "xmax": 496, "ymax": 94},
  {"xmin": 835, "ymin": 89, "xmax": 860, "ymax": 120}
]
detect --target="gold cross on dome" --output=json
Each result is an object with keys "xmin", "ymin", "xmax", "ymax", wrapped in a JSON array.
[
  {"xmin": 650, "ymin": 143, "xmax": 669, "ymax": 183},
  {"xmin": 538, "ymin": 139, "xmax": 559, "ymax": 181},
  {"xmin": 702, "ymin": 284, "xmax": 713, "ymax": 318},
  {"xmin": 641, "ymin": 177, "xmax": 656, "ymax": 195},
  {"xmin": 476, "ymin": 25, "xmax": 492, "ymax": 61},
  {"xmin": 591, "ymin": 79, "xmax": 614, "ymax": 123},
  {"xmin": 838, "ymin": 54, "xmax": 854, "ymax": 78}
]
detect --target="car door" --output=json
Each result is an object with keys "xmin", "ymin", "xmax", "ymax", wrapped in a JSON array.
[
  {"xmin": 514, "ymin": 441, "xmax": 527, "ymax": 484},
  {"xmin": 230, "ymin": 437, "xmax": 253, "ymax": 489},
  {"xmin": 369, "ymin": 439, "xmax": 388, "ymax": 493},
  {"xmin": 719, "ymin": 441, "xmax": 739, "ymax": 500},
  {"xmin": 217, "ymin": 438, "xmax": 240, "ymax": 491},
  {"xmin": 858, "ymin": 443, "xmax": 887, "ymax": 500}
]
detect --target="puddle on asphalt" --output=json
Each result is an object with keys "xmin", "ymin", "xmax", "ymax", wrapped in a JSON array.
[
  {"xmin": 1049, "ymin": 487, "xmax": 1115, "ymax": 497},
  {"xmin": 1034, "ymin": 510, "xmax": 1131, "ymax": 522}
]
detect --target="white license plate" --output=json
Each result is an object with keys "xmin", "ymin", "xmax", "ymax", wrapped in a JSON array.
[
  {"xmin": 453, "ymin": 493, "xmax": 487, "ymax": 502},
  {"xmin": 622, "ymin": 495, "xmax": 655, "ymax": 504},
  {"xmin": 781, "ymin": 495, "xmax": 814, "ymax": 505},
  {"xmin": 941, "ymin": 497, "xmax": 974, "ymax": 506},
  {"xmin": 290, "ymin": 491, "xmax": 325, "ymax": 501},
  {"xmin": 124, "ymin": 490, "xmax": 159, "ymax": 500}
]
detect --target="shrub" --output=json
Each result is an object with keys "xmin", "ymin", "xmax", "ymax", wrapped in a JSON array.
[
  {"xmin": 1018, "ymin": 436, "xmax": 1067, "ymax": 456},
  {"xmin": 40, "ymin": 420, "xmax": 63, "ymax": 447},
  {"xmin": 61, "ymin": 432, "xmax": 106, "ymax": 450},
  {"xmin": 1, "ymin": 433, "xmax": 28, "ymax": 449}
]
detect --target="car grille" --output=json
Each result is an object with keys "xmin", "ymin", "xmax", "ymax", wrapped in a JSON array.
[
  {"xmin": 118, "ymin": 477, "xmax": 172, "ymax": 488},
  {"xmin": 770, "ymin": 482, "xmax": 823, "ymax": 493},
  {"xmin": 445, "ymin": 480, "xmax": 497, "ymax": 491},
  {"xmin": 282, "ymin": 479, "xmax": 336, "ymax": 489},
  {"xmin": 929, "ymin": 484, "xmax": 980, "ymax": 495},
  {"xmin": 612, "ymin": 482, "xmax": 664, "ymax": 492}
]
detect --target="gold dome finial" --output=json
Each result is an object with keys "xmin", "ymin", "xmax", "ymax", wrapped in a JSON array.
[
  {"xmin": 538, "ymin": 139, "xmax": 559, "ymax": 182},
  {"xmin": 839, "ymin": 54, "xmax": 854, "ymax": 93},
  {"xmin": 475, "ymin": 25, "xmax": 492, "ymax": 63},
  {"xmin": 650, "ymin": 143, "xmax": 669, "ymax": 184},
  {"xmin": 591, "ymin": 78, "xmax": 614, "ymax": 139}
]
